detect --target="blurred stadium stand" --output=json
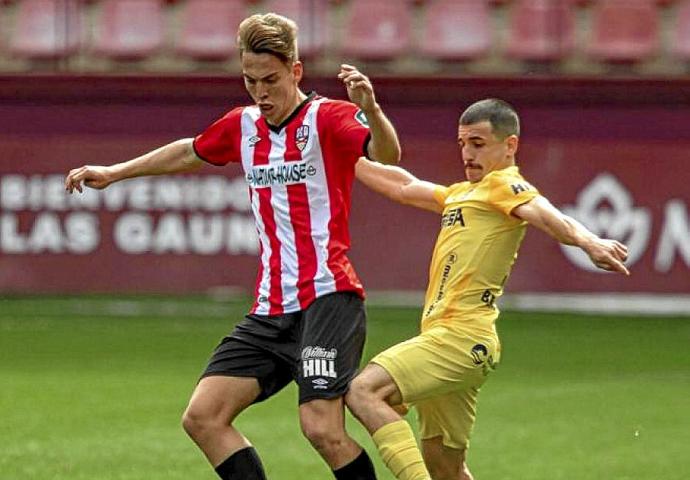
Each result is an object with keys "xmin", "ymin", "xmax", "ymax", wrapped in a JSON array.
[
  {"xmin": 174, "ymin": 0, "xmax": 245, "ymax": 62},
  {"xmin": 92, "ymin": 0, "xmax": 165, "ymax": 61},
  {"xmin": 505, "ymin": 0, "xmax": 575, "ymax": 64},
  {"xmin": 587, "ymin": 0, "xmax": 660, "ymax": 64},
  {"xmin": 9, "ymin": 0, "xmax": 83, "ymax": 60},
  {"xmin": 417, "ymin": 0, "xmax": 491, "ymax": 63},
  {"xmin": 0, "ymin": 0, "xmax": 689, "ymax": 76},
  {"xmin": 338, "ymin": 0, "xmax": 413, "ymax": 62}
]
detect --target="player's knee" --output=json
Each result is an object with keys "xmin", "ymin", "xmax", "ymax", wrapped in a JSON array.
[
  {"xmin": 299, "ymin": 414, "xmax": 345, "ymax": 452},
  {"xmin": 181, "ymin": 402, "xmax": 221, "ymax": 440},
  {"xmin": 181, "ymin": 405, "xmax": 204, "ymax": 439},
  {"xmin": 425, "ymin": 450, "xmax": 469, "ymax": 480},
  {"xmin": 427, "ymin": 462, "xmax": 456, "ymax": 480},
  {"xmin": 345, "ymin": 374, "xmax": 377, "ymax": 414}
]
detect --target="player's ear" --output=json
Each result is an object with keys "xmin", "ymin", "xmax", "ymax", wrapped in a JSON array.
[
  {"xmin": 506, "ymin": 135, "xmax": 519, "ymax": 156},
  {"xmin": 293, "ymin": 61, "xmax": 303, "ymax": 83}
]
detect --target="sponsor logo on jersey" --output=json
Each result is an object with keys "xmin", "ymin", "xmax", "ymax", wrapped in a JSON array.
[
  {"xmin": 248, "ymin": 135, "xmax": 261, "ymax": 147},
  {"xmin": 245, "ymin": 160, "xmax": 316, "ymax": 188},
  {"xmin": 441, "ymin": 207, "xmax": 465, "ymax": 228},
  {"xmin": 302, "ymin": 345, "xmax": 338, "ymax": 380},
  {"xmin": 510, "ymin": 182, "xmax": 532, "ymax": 195},
  {"xmin": 295, "ymin": 125, "xmax": 310, "ymax": 152},
  {"xmin": 424, "ymin": 251, "xmax": 457, "ymax": 317}
]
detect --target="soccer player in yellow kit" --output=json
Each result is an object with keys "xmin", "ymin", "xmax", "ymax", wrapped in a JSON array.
[{"xmin": 347, "ymin": 99, "xmax": 630, "ymax": 480}]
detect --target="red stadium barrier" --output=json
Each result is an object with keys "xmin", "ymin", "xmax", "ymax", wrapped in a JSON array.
[{"xmin": 0, "ymin": 76, "xmax": 688, "ymax": 296}]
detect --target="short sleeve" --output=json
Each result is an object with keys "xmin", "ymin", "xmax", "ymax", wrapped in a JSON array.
[
  {"xmin": 317, "ymin": 100, "xmax": 371, "ymax": 161},
  {"xmin": 488, "ymin": 170, "xmax": 540, "ymax": 216},
  {"xmin": 192, "ymin": 107, "xmax": 243, "ymax": 166},
  {"xmin": 433, "ymin": 185, "xmax": 450, "ymax": 207}
]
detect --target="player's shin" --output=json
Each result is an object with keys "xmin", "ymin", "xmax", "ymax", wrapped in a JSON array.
[{"xmin": 372, "ymin": 420, "xmax": 430, "ymax": 480}]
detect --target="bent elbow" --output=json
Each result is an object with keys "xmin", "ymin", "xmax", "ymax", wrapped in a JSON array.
[{"xmin": 388, "ymin": 150, "xmax": 402, "ymax": 165}]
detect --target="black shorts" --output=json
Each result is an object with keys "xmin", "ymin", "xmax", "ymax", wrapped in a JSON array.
[{"xmin": 201, "ymin": 291, "xmax": 366, "ymax": 404}]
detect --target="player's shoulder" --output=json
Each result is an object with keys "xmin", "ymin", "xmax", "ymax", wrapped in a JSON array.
[
  {"xmin": 487, "ymin": 165, "xmax": 526, "ymax": 181},
  {"xmin": 484, "ymin": 166, "xmax": 539, "ymax": 210},
  {"xmin": 316, "ymin": 97, "xmax": 368, "ymax": 128},
  {"xmin": 218, "ymin": 105, "xmax": 257, "ymax": 121},
  {"xmin": 317, "ymin": 97, "xmax": 358, "ymax": 113}
]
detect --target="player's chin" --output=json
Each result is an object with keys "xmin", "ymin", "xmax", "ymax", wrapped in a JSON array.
[{"xmin": 466, "ymin": 170, "xmax": 483, "ymax": 183}]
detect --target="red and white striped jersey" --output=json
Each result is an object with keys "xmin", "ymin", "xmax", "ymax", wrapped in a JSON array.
[{"xmin": 193, "ymin": 93, "xmax": 370, "ymax": 315}]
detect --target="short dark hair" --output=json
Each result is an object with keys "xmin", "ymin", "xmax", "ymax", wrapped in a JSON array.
[
  {"xmin": 459, "ymin": 98, "xmax": 520, "ymax": 139},
  {"xmin": 237, "ymin": 13, "xmax": 299, "ymax": 64}
]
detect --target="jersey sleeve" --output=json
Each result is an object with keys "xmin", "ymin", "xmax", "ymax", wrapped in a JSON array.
[
  {"xmin": 317, "ymin": 100, "xmax": 371, "ymax": 162},
  {"xmin": 433, "ymin": 185, "xmax": 451, "ymax": 207},
  {"xmin": 192, "ymin": 107, "xmax": 243, "ymax": 166},
  {"xmin": 488, "ymin": 170, "xmax": 540, "ymax": 216}
]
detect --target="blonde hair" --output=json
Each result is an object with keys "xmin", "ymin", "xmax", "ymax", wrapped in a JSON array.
[{"xmin": 237, "ymin": 13, "xmax": 299, "ymax": 64}]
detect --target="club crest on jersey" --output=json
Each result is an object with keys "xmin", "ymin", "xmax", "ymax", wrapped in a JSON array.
[{"xmin": 295, "ymin": 125, "xmax": 310, "ymax": 151}]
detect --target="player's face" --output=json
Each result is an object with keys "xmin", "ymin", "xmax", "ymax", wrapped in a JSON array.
[
  {"xmin": 457, "ymin": 121, "xmax": 517, "ymax": 183},
  {"xmin": 242, "ymin": 52, "xmax": 303, "ymax": 126}
]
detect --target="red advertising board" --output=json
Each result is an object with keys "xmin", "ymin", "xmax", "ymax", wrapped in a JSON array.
[{"xmin": 0, "ymin": 76, "xmax": 688, "ymax": 295}]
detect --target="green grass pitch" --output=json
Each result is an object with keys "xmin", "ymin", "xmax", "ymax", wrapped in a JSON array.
[{"xmin": 1, "ymin": 296, "xmax": 688, "ymax": 480}]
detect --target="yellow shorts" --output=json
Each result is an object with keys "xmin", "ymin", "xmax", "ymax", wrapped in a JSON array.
[{"xmin": 371, "ymin": 324, "xmax": 500, "ymax": 450}]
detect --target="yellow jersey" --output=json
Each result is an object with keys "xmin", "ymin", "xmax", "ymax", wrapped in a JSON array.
[{"xmin": 422, "ymin": 166, "xmax": 539, "ymax": 333}]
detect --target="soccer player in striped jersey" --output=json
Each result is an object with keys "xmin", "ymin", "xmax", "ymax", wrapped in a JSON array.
[
  {"xmin": 347, "ymin": 99, "xmax": 629, "ymax": 480},
  {"xmin": 64, "ymin": 13, "xmax": 400, "ymax": 480}
]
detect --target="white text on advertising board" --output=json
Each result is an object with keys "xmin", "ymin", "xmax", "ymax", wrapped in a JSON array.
[{"xmin": 0, "ymin": 175, "xmax": 258, "ymax": 255}]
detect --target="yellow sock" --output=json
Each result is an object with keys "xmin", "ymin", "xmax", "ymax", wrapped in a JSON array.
[{"xmin": 372, "ymin": 420, "xmax": 430, "ymax": 480}]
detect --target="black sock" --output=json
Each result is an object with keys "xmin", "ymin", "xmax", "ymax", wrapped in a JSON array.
[
  {"xmin": 333, "ymin": 449, "xmax": 377, "ymax": 480},
  {"xmin": 214, "ymin": 446, "xmax": 267, "ymax": 480}
]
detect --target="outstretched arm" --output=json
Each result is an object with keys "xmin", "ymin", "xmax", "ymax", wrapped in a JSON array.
[
  {"xmin": 355, "ymin": 157, "xmax": 444, "ymax": 213},
  {"xmin": 65, "ymin": 138, "xmax": 203, "ymax": 193},
  {"xmin": 339, "ymin": 64, "xmax": 401, "ymax": 165},
  {"xmin": 513, "ymin": 195, "xmax": 630, "ymax": 275}
]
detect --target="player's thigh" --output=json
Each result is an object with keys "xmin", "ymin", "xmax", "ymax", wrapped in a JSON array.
[
  {"xmin": 186, "ymin": 375, "xmax": 261, "ymax": 422},
  {"xmin": 298, "ymin": 292, "xmax": 366, "ymax": 404}
]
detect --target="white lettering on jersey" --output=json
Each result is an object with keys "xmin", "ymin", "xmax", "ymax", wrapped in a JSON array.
[{"xmin": 245, "ymin": 159, "xmax": 316, "ymax": 188}]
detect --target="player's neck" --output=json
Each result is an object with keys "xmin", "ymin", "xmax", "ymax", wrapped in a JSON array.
[{"xmin": 268, "ymin": 89, "xmax": 308, "ymax": 127}]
